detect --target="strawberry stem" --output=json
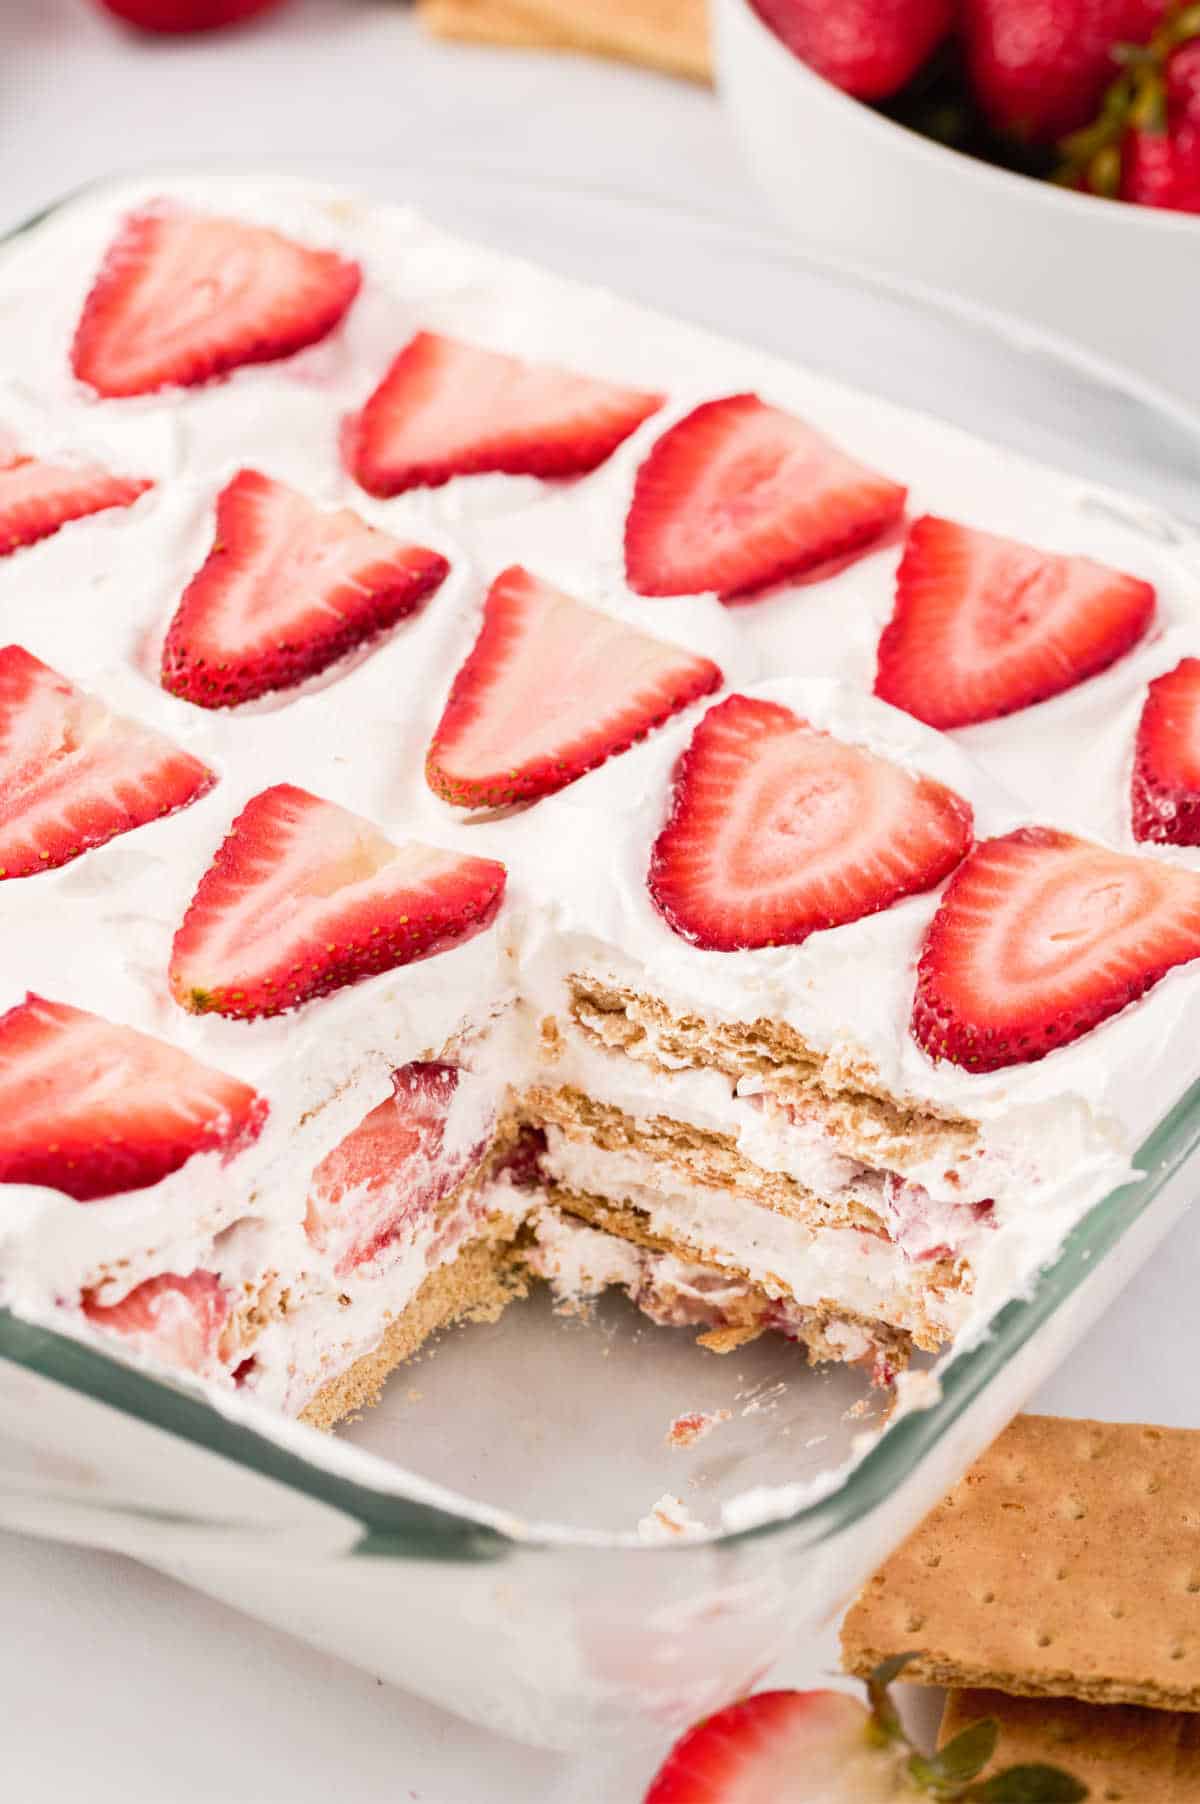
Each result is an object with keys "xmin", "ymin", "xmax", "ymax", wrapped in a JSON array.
[
  {"xmin": 863, "ymin": 1659, "xmax": 1088, "ymax": 1799},
  {"xmin": 1055, "ymin": 0, "xmax": 1200, "ymax": 187}
]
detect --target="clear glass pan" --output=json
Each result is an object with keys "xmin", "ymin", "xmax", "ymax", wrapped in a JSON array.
[{"xmin": 1, "ymin": 161, "xmax": 1199, "ymax": 1751}]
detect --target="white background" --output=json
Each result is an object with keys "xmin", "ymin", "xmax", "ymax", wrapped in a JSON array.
[{"xmin": 2, "ymin": 3, "xmax": 1199, "ymax": 1798}]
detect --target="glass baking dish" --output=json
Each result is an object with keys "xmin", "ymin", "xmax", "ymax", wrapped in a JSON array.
[{"xmin": 1, "ymin": 162, "xmax": 1199, "ymax": 1753}]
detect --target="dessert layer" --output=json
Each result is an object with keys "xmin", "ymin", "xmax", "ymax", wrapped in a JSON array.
[
  {"xmin": 523, "ymin": 1203, "xmax": 915, "ymax": 1377},
  {"xmin": 299, "ymin": 1229, "xmax": 528, "ymax": 1431}
]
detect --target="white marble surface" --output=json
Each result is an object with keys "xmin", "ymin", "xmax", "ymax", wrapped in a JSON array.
[{"xmin": 1, "ymin": 3, "xmax": 1198, "ymax": 1798}]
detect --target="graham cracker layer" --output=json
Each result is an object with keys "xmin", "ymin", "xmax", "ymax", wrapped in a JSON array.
[
  {"xmin": 299, "ymin": 1221, "xmax": 526, "ymax": 1431},
  {"xmin": 568, "ymin": 977, "xmax": 978, "ymax": 1174},
  {"xmin": 540, "ymin": 1187, "xmax": 921, "ymax": 1366},
  {"xmin": 416, "ymin": 0, "xmax": 711, "ymax": 82},
  {"xmin": 523, "ymin": 1082, "xmax": 888, "ymax": 1235},
  {"xmin": 941, "ymin": 1690, "xmax": 1200, "ymax": 1801},
  {"xmin": 843, "ymin": 1414, "xmax": 1200, "ymax": 1712}
]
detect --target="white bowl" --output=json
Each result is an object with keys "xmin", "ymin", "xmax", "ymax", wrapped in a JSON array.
[{"xmin": 713, "ymin": 0, "xmax": 1200, "ymax": 405}]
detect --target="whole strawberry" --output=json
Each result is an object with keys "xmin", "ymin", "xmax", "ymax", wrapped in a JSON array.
[
  {"xmin": 748, "ymin": 0, "xmax": 956, "ymax": 100},
  {"xmin": 95, "ymin": 0, "xmax": 288, "ymax": 33},
  {"xmin": 963, "ymin": 0, "xmax": 1167, "ymax": 141},
  {"xmin": 1058, "ymin": 1, "xmax": 1200, "ymax": 208},
  {"xmin": 642, "ymin": 1657, "xmax": 1087, "ymax": 1802},
  {"xmin": 1122, "ymin": 34, "xmax": 1200, "ymax": 206}
]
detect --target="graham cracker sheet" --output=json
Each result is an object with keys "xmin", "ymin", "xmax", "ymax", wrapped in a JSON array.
[
  {"xmin": 843, "ymin": 1414, "xmax": 1200, "ymax": 1712},
  {"xmin": 416, "ymin": 0, "xmax": 713, "ymax": 83},
  {"xmin": 941, "ymin": 1689, "xmax": 1200, "ymax": 1801}
]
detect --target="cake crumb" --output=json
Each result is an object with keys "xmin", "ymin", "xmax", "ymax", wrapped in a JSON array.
[
  {"xmin": 666, "ymin": 1408, "xmax": 731, "ymax": 1448},
  {"xmin": 407, "ymin": 1389, "xmax": 422, "ymax": 1402},
  {"xmin": 739, "ymin": 1379, "xmax": 787, "ymax": 1416},
  {"xmin": 845, "ymin": 1397, "xmax": 872, "ymax": 1420},
  {"xmin": 638, "ymin": 1493, "xmax": 706, "ymax": 1543}
]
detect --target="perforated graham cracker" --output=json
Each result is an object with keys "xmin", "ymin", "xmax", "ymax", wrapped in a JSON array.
[
  {"xmin": 941, "ymin": 1690, "xmax": 1200, "ymax": 1801},
  {"xmin": 842, "ymin": 1414, "xmax": 1200, "ymax": 1711},
  {"xmin": 416, "ymin": 0, "xmax": 712, "ymax": 83}
]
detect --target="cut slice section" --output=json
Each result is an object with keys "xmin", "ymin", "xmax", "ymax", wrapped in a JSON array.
[
  {"xmin": 0, "ymin": 994, "xmax": 267, "ymax": 1201},
  {"xmin": 912, "ymin": 826, "xmax": 1200, "ymax": 1071},
  {"xmin": 349, "ymin": 330, "xmax": 663, "ymax": 497},
  {"xmin": 71, "ymin": 201, "xmax": 362, "ymax": 398},
  {"xmin": 305, "ymin": 1061, "xmax": 492, "ymax": 1277},
  {"xmin": 648, "ymin": 693, "xmax": 973, "ymax": 951},
  {"xmin": 0, "ymin": 447, "xmax": 151, "ymax": 556},
  {"xmin": 82, "ymin": 1270, "xmax": 230, "ymax": 1374},
  {"xmin": 426, "ymin": 564, "xmax": 723, "ymax": 809},
  {"xmin": 1132, "ymin": 656, "xmax": 1200, "ymax": 845},
  {"xmin": 0, "ymin": 645, "xmax": 216, "ymax": 880},
  {"xmin": 170, "ymin": 783, "xmax": 506, "ymax": 1019},
  {"xmin": 160, "ymin": 468, "xmax": 449, "ymax": 708},
  {"xmin": 874, "ymin": 515, "xmax": 1155, "ymax": 729},
  {"xmin": 623, "ymin": 394, "xmax": 906, "ymax": 600}
]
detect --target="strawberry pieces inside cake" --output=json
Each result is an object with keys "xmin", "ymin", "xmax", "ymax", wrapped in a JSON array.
[{"xmin": 1, "ymin": 176, "xmax": 1197, "ymax": 1436}]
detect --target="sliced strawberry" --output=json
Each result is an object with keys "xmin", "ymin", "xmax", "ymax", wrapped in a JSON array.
[
  {"xmin": 82, "ymin": 1270, "xmax": 230, "ymax": 1373},
  {"xmin": 0, "ymin": 645, "xmax": 216, "ymax": 880},
  {"xmin": 348, "ymin": 330, "xmax": 663, "ymax": 497},
  {"xmin": 1132, "ymin": 656, "xmax": 1200, "ymax": 844},
  {"xmin": 305, "ymin": 1061, "xmax": 491, "ymax": 1276},
  {"xmin": 912, "ymin": 826, "xmax": 1200, "ymax": 1071},
  {"xmin": 0, "ymin": 446, "xmax": 151, "ymax": 556},
  {"xmin": 874, "ymin": 515, "xmax": 1155, "ymax": 729},
  {"xmin": 644, "ymin": 1689, "xmax": 905, "ymax": 1803},
  {"xmin": 170, "ymin": 783, "xmax": 506, "ymax": 1020},
  {"xmin": 160, "ymin": 468, "xmax": 449, "ymax": 708},
  {"xmin": 426, "ymin": 565, "xmax": 722, "ymax": 809},
  {"xmin": 648, "ymin": 694, "xmax": 972, "ymax": 951},
  {"xmin": 71, "ymin": 201, "xmax": 361, "ymax": 398},
  {"xmin": 0, "ymin": 994, "xmax": 267, "ymax": 1201},
  {"xmin": 623, "ymin": 394, "xmax": 906, "ymax": 601}
]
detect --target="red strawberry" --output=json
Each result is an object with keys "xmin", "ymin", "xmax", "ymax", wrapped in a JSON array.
[
  {"xmin": 95, "ymin": 0, "xmax": 286, "ymax": 30},
  {"xmin": 305, "ymin": 1061, "xmax": 491, "ymax": 1276},
  {"xmin": 1131, "ymin": 656, "xmax": 1200, "ymax": 843},
  {"xmin": 426, "ymin": 565, "xmax": 723, "ymax": 810},
  {"xmin": 1057, "ymin": 10, "xmax": 1200, "ymax": 206},
  {"xmin": 624, "ymin": 395, "xmax": 906, "ymax": 602},
  {"xmin": 0, "ymin": 645, "xmax": 216, "ymax": 880},
  {"xmin": 1120, "ymin": 35, "xmax": 1200, "ymax": 209},
  {"xmin": 874, "ymin": 515, "xmax": 1154, "ymax": 730},
  {"xmin": 82, "ymin": 1270, "xmax": 230, "ymax": 1373},
  {"xmin": 748, "ymin": 0, "xmax": 955, "ymax": 99},
  {"xmin": 170, "ymin": 783, "xmax": 506, "ymax": 1020},
  {"xmin": 963, "ymin": 0, "xmax": 1168, "ymax": 143},
  {"xmin": 0, "ymin": 446, "xmax": 151, "ymax": 556},
  {"xmin": 912, "ymin": 825, "xmax": 1200, "ymax": 1071},
  {"xmin": 72, "ymin": 202, "xmax": 361, "ymax": 398},
  {"xmin": 0, "ymin": 994, "xmax": 267, "ymax": 1202},
  {"xmin": 160, "ymin": 468, "xmax": 449, "ymax": 709},
  {"xmin": 643, "ymin": 1663, "xmax": 1085, "ymax": 1801},
  {"xmin": 348, "ymin": 330, "xmax": 663, "ymax": 498},
  {"xmin": 647, "ymin": 694, "xmax": 973, "ymax": 952}
]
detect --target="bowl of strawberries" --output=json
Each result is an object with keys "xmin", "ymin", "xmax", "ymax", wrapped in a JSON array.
[{"xmin": 713, "ymin": 0, "xmax": 1200, "ymax": 403}]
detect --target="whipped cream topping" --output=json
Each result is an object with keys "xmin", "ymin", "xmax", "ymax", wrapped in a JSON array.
[{"xmin": 0, "ymin": 173, "xmax": 1197, "ymax": 1410}]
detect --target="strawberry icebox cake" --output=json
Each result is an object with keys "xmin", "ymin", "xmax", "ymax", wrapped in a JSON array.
[{"xmin": 0, "ymin": 174, "xmax": 1198, "ymax": 1433}]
